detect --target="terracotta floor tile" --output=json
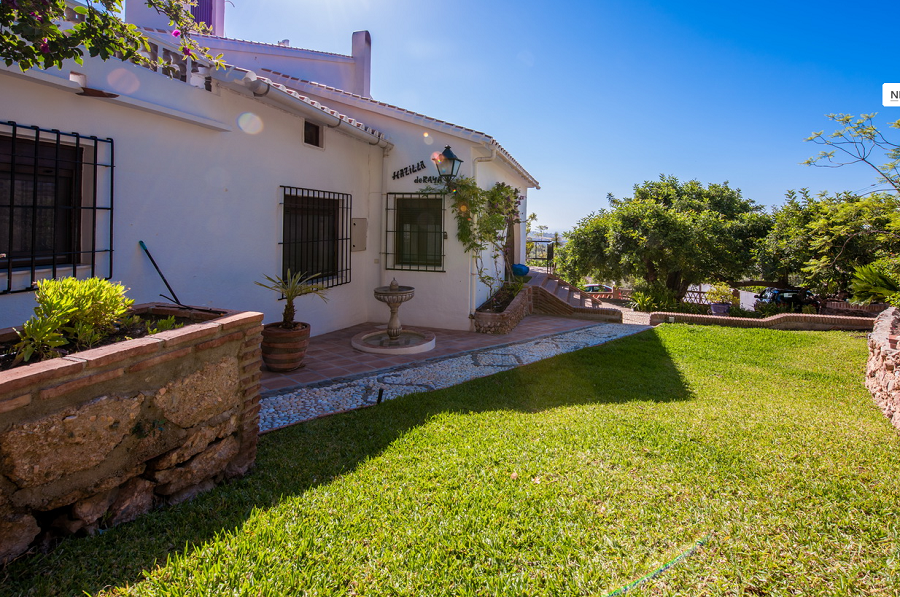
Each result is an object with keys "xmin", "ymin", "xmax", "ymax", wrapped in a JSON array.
[{"xmin": 259, "ymin": 315, "xmax": 608, "ymax": 393}]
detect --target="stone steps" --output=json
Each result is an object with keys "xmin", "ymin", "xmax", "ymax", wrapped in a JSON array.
[{"xmin": 526, "ymin": 272, "xmax": 622, "ymax": 323}]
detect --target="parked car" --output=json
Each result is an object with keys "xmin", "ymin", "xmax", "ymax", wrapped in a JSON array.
[
  {"xmin": 754, "ymin": 287, "xmax": 820, "ymax": 312},
  {"xmin": 583, "ymin": 283, "xmax": 613, "ymax": 294}
]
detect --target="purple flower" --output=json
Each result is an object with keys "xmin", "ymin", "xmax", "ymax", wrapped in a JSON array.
[
  {"xmin": 172, "ymin": 29, "xmax": 181, "ymax": 37},
  {"xmin": 182, "ymin": 47, "xmax": 193, "ymax": 57},
  {"xmin": 39, "ymin": 38, "xmax": 49, "ymax": 54}
]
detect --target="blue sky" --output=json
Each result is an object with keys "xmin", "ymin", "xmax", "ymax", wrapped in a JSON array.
[{"xmin": 219, "ymin": 0, "xmax": 899, "ymax": 232}]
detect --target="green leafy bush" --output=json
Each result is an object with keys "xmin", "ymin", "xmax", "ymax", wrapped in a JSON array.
[
  {"xmin": 629, "ymin": 282, "xmax": 678, "ymax": 312},
  {"xmin": 754, "ymin": 301, "xmax": 793, "ymax": 318},
  {"xmin": 706, "ymin": 283, "xmax": 737, "ymax": 305},
  {"xmin": 14, "ymin": 277, "xmax": 134, "ymax": 363}
]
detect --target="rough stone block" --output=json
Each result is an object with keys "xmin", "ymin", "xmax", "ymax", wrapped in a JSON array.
[
  {"xmin": 15, "ymin": 463, "xmax": 145, "ymax": 512},
  {"xmin": 108, "ymin": 477, "xmax": 155, "ymax": 526},
  {"xmin": 0, "ymin": 394, "xmax": 143, "ymax": 487},
  {"xmin": 0, "ymin": 511, "xmax": 40, "ymax": 564},
  {"xmin": 152, "ymin": 435, "xmax": 239, "ymax": 495},
  {"xmin": 72, "ymin": 488, "xmax": 118, "ymax": 525},
  {"xmin": 149, "ymin": 415, "xmax": 237, "ymax": 471},
  {"xmin": 152, "ymin": 357, "xmax": 240, "ymax": 428},
  {"xmin": 165, "ymin": 479, "xmax": 215, "ymax": 506}
]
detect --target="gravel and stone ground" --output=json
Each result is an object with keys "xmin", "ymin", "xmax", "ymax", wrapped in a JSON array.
[{"xmin": 259, "ymin": 322, "xmax": 651, "ymax": 433}]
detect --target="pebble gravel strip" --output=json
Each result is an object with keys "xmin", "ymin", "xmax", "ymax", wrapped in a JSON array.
[{"xmin": 259, "ymin": 322, "xmax": 651, "ymax": 433}]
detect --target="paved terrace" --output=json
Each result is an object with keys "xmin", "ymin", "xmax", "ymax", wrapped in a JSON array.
[{"xmin": 259, "ymin": 315, "xmax": 652, "ymax": 433}]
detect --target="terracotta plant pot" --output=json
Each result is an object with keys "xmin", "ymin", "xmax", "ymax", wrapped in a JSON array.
[{"xmin": 260, "ymin": 321, "xmax": 311, "ymax": 372}]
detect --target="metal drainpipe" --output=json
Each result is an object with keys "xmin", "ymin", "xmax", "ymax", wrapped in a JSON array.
[
  {"xmin": 380, "ymin": 141, "xmax": 392, "ymax": 290},
  {"xmin": 468, "ymin": 145, "xmax": 497, "ymax": 318}
]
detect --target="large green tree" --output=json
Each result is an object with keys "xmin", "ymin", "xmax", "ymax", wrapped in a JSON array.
[
  {"xmin": 756, "ymin": 189, "xmax": 900, "ymax": 294},
  {"xmin": 557, "ymin": 175, "xmax": 771, "ymax": 300},
  {"xmin": 0, "ymin": 0, "xmax": 221, "ymax": 73}
]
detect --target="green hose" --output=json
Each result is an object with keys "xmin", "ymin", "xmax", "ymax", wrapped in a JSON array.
[{"xmin": 604, "ymin": 533, "xmax": 712, "ymax": 597}]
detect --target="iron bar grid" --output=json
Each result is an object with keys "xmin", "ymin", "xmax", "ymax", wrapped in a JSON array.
[
  {"xmin": 1, "ymin": 121, "xmax": 114, "ymax": 295},
  {"xmin": 281, "ymin": 186, "xmax": 351, "ymax": 289},
  {"xmin": 385, "ymin": 192, "xmax": 445, "ymax": 272}
]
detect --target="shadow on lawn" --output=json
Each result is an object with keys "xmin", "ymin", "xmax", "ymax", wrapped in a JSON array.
[{"xmin": 3, "ymin": 328, "xmax": 692, "ymax": 596}]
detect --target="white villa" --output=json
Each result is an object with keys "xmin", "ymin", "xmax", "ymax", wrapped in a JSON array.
[{"xmin": 0, "ymin": 0, "xmax": 539, "ymax": 334}]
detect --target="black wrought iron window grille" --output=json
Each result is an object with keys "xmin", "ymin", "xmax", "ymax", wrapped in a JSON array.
[
  {"xmin": 385, "ymin": 192, "xmax": 445, "ymax": 272},
  {"xmin": 281, "ymin": 186, "xmax": 351, "ymax": 289},
  {"xmin": 1, "ymin": 121, "xmax": 114, "ymax": 295}
]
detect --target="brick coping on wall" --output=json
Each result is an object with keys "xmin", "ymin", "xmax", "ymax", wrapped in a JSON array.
[{"xmin": 648, "ymin": 310, "xmax": 877, "ymax": 331}]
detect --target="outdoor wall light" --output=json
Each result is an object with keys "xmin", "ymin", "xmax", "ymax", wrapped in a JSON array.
[{"xmin": 432, "ymin": 145, "xmax": 463, "ymax": 183}]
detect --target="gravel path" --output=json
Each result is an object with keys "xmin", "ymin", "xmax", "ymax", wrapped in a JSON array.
[{"xmin": 260, "ymin": 322, "xmax": 651, "ymax": 433}]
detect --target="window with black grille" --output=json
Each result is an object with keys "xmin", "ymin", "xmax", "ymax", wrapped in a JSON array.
[
  {"xmin": 281, "ymin": 186, "xmax": 350, "ymax": 288},
  {"xmin": 1, "ymin": 121, "xmax": 114, "ymax": 295},
  {"xmin": 385, "ymin": 192, "xmax": 445, "ymax": 271}
]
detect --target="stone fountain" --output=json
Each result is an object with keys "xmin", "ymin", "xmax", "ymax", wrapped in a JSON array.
[{"xmin": 350, "ymin": 278, "xmax": 436, "ymax": 354}]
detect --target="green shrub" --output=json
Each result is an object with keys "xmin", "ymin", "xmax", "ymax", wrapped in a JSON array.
[
  {"xmin": 14, "ymin": 277, "xmax": 134, "ymax": 363},
  {"xmin": 754, "ymin": 301, "xmax": 792, "ymax": 318},
  {"xmin": 706, "ymin": 283, "xmax": 737, "ymax": 305},
  {"xmin": 146, "ymin": 315, "xmax": 182, "ymax": 335},
  {"xmin": 629, "ymin": 282, "xmax": 677, "ymax": 312}
]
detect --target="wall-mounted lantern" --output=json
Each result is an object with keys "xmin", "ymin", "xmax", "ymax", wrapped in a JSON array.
[{"xmin": 431, "ymin": 145, "xmax": 463, "ymax": 183}]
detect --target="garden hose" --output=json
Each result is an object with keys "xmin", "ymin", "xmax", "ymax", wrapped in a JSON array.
[{"xmin": 604, "ymin": 532, "xmax": 712, "ymax": 596}]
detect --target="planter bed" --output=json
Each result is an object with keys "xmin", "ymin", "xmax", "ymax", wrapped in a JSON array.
[
  {"xmin": 0, "ymin": 303, "xmax": 263, "ymax": 563},
  {"xmin": 473, "ymin": 287, "xmax": 532, "ymax": 334}
]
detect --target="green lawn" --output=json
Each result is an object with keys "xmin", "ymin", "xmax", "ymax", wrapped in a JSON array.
[{"xmin": 3, "ymin": 325, "xmax": 899, "ymax": 596}]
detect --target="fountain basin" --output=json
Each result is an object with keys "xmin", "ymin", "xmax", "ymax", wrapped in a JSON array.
[{"xmin": 351, "ymin": 327, "xmax": 436, "ymax": 355}]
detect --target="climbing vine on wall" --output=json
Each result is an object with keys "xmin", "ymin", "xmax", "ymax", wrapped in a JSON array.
[{"xmin": 423, "ymin": 177, "xmax": 524, "ymax": 300}]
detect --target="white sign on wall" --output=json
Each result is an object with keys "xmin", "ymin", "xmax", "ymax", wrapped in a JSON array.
[{"xmin": 884, "ymin": 83, "xmax": 900, "ymax": 107}]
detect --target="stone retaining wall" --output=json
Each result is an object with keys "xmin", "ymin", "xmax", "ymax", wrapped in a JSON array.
[
  {"xmin": 648, "ymin": 311, "xmax": 876, "ymax": 331},
  {"xmin": 866, "ymin": 307, "xmax": 900, "ymax": 430},
  {"xmin": 0, "ymin": 304, "xmax": 263, "ymax": 563},
  {"xmin": 473, "ymin": 287, "xmax": 533, "ymax": 334}
]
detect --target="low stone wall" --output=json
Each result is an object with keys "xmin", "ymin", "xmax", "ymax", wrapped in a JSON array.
[
  {"xmin": 474, "ymin": 287, "xmax": 533, "ymax": 334},
  {"xmin": 0, "ymin": 304, "xmax": 263, "ymax": 563},
  {"xmin": 866, "ymin": 307, "xmax": 900, "ymax": 430},
  {"xmin": 648, "ymin": 311, "xmax": 876, "ymax": 331}
]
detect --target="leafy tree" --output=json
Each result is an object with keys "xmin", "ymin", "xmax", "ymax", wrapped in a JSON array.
[
  {"xmin": 0, "ymin": 0, "xmax": 222, "ymax": 73},
  {"xmin": 804, "ymin": 113, "xmax": 900, "ymax": 194},
  {"xmin": 757, "ymin": 189, "xmax": 900, "ymax": 294},
  {"xmin": 556, "ymin": 175, "xmax": 771, "ymax": 300}
]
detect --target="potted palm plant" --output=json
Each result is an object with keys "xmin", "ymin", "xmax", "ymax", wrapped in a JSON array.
[{"xmin": 255, "ymin": 270, "xmax": 328, "ymax": 372}]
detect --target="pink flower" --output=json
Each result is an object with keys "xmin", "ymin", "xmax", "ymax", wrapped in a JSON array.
[
  {"xmin": 39, "ymin": 38, "xmax": 50, "ymax": 53},
  {"xmin": 172, "ymin": 29, "xmax": 181, "ymax": 37}
]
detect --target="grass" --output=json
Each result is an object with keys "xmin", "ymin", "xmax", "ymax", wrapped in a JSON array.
[{"xmin": 3, "ymin": 325, "xmax": 900, "ymax": 596}]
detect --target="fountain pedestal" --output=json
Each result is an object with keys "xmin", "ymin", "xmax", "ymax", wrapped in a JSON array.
[{"xmin": 350, "ymin": 278, "xmax": 436, "ymax": 355}]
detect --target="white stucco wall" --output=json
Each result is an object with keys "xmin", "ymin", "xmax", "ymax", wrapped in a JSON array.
[
  {"xmin": 1, "ymin": 32, "xmax": 536, "ymax": 336},
  {"xmin": 0, "ymin": 58, "xmax": 383, "ymax": 336},
  {"xmin": 199, "ymin": 32, "xmax": 371, "ymax": 98},
  {"xmin": 286, "ymin": 90, "xmax": 534, "ymax": 330}
]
